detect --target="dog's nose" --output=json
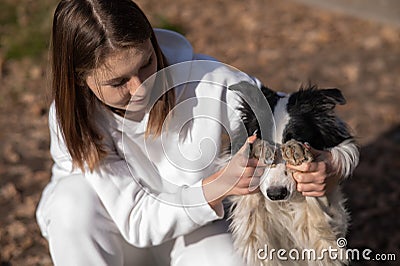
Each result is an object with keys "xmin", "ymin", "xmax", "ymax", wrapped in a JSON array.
[{"xmin": 266, "ymin": 186, "xmax": 288, "ymax": 201}]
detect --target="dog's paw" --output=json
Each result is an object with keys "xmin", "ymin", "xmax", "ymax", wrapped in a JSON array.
[
  {"xmin": 281, "ymin": 139, "xmax": 313, "ymax": 165},
  {"xmin": 250, "ymin": 139, "xmax": 276, "ymax": 165}
]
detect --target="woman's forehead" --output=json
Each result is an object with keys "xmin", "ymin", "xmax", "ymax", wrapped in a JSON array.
[
  {"xmin": 95, "ymin": 40, "xmax": 153, "ymax": 76},
  {"xmin": 104, "ymin": 40, "xmax": 152, "ymax": 66}
]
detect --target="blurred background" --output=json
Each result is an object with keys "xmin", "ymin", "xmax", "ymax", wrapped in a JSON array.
[{"xmin": 0, "ymin": 0, "xmax": 399, "ymax": 265}]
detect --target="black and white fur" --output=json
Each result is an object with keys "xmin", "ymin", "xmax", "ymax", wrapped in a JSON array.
[{"xmin": 227, "ymin": 82, "xmax": 359, "ymax": 266}]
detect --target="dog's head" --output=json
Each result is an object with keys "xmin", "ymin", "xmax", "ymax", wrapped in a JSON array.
[
  {"xmin": 278, "ymin": 86, "xmax": 349, "ymax": 149},
  {"xmin": 246, "ymin": 85, "xmax": 350, "ymax": 201}
]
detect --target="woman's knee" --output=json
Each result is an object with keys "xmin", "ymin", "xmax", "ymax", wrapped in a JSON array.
[
  {"xmin": 43, "ymin": 175, "xmax": 109, "ymax": 234},
  {"xmin": 38, "ymin": 175, "xmax": 150, "ymax": 266}
]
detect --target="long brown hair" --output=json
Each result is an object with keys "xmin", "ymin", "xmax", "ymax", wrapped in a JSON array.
[{"xmin": 51, "ymin": 0, "xmax": 175, "ymax": 171}]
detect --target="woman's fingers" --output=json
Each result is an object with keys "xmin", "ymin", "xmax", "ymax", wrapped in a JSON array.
[
  {"xmin": 292, "ymin": 170, "xmax": 326, "ymax": 184},
  {"xmin": 285, "ymin": 145, "xmax": 337, "ymax": 197},
  {"xmin": 286, "ymin": 161, "xmax": 324, "ymax": 173},
  {"xmin": 236, "ymin": 186, "xmax": 261, "ymax": 195},
  {"xmin": 235, "ymin": 176, "xmax": 261, "ymax": 194},
  {"xmin": 296, "ymin": 181, "xmax": 326, "ymax": 193},
  {"xmin": 237, "ymin": 175, "xmax": 260, "ymax": 188},
  {"xmin": 236, "ymin": 135, "xmax": 257, "ymax": 155},
  {"xmin": 221, "ymin": 136, "xmax": 268, "ymax": 197},
  {"xmin": 240, "ymin": 165, "xmax": 265, "ymax": 178},
  {"xmin": 300, "ymin": 190, "xmax": 326, "ymax": 197}
]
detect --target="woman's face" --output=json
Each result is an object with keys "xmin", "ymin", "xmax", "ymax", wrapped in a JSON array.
[{"xmin": 86, "ymin": 39, "xmax": 157, "ymax": 115}]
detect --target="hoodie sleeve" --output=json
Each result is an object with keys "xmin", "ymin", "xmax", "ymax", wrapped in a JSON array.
[
  {"xmin": 329, "ymin": 138, "xmax": 360, "ymax": 180},
  {"xmin": 48, "ymin": 103, "xmax": 223, "ymax": 248}
]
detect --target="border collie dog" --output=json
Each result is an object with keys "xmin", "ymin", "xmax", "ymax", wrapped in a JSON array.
[{"xmin": 227, "ymin": 82, "xmax": 359, "ymax": 266}]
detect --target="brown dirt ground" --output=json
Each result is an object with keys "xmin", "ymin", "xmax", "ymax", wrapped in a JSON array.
[{"xmin": 1, "ymin": 0, "xmax": 399, "ymax": 265}]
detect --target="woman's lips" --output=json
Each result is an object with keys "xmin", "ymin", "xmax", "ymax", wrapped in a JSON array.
[{"xmin": 130, "ymin": 98, "xmax": 144, "ymax": 103}]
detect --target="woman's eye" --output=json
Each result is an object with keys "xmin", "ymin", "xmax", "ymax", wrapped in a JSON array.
[
  {"xmin": 111, "ymin": 78, "xmax": 129, "ymax": 88},
  {"xmin": 109, "ymin": 56, "xmax": 153, "ymax": 88}
]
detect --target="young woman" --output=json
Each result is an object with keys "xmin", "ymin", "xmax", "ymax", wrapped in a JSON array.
[{"xmin": 36, "ymin": 0, "xmax": 358, "ymax": 265}]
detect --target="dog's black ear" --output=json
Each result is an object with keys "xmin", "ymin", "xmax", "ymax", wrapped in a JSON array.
[{"xmin": 320, "ymin": 88, "xmax": 346, "ymax": 106}]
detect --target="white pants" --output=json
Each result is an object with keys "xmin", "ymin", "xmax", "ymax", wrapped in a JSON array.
[{"xmin": 36, "ymin": 174, "xmax": 245, "ymax": 266}]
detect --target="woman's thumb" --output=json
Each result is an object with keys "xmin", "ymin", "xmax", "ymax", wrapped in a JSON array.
[{"xmin": 237, "ymin": 135, "xmax": 257, "ymax": 157}]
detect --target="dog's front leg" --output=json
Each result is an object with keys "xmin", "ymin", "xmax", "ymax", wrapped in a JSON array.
[{"xmin": 250, "ymin": 138, "xmax": 276, "ymax": 165}]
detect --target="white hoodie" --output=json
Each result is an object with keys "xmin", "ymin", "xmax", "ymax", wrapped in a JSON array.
[{"xmin": 42, "ymin": 29, "xmax": 262, "ymax": 247}]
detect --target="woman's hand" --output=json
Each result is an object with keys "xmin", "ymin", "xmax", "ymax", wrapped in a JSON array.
[
  {"xmin": 203, "ymin": 135, "xmax": 265, "ymax": 212},
  {"xmin": 286, "ymin": 144, "xmax": 341, "ymax": 197}
]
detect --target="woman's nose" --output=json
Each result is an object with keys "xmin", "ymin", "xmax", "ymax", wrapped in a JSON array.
[{"xmin": 127, "ymin": 76, "xmax": 142, "ymax": 96}]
